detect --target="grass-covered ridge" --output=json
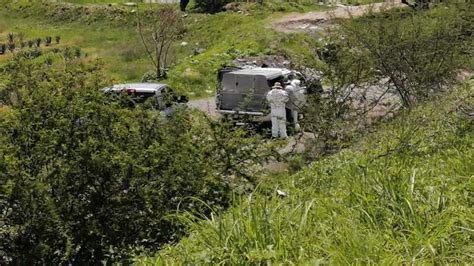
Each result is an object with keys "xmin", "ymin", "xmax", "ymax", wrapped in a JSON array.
[
  {"xmin": 138, "ymin": 82, "xmax": 474, "ymax": 264},
  {"xmin": 0, "ymin": 0, "xmax": 330, "ymax": 97}
]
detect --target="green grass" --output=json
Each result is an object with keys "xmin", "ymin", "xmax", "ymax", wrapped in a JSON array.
[
  {"xmin": 165, "ymin": 13, "xmax": 324, "ymax": 97},
  {"xmin": 0, "ymin": 0, "xmax": 388, "ymax": 97},
  {"xmin": 136, "ymin": 82, "xmax": 474, "ymax": 264},
  {"xmin": 343, "ymin": 0, "xmax": 386, "ymax": 5},
  {"xmin": 0, "ymin": 2, "xmax": 149, "ymax": 80},
  {"xmin": 63, "ymin": 0, "xmax": 126, "ymax": 3},
  {"xmin": 0, "ymin": 0, "xmax": 332, "ymax": 97}
]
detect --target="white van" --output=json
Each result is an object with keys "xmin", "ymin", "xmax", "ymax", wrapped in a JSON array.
[
  {"xmin": 103, "ymin": 83, "xmax": 187, "ymax": 110},
  {"xmin": 216, "ymin": 67, "xmax": 305, "ymax": 124}
]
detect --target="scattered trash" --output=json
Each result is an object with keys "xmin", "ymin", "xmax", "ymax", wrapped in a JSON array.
[
  {"xmin": 232, "ymin": 55, "xmax": 291, "ymax": 69},
  {"xmin": 194, "ymin": 48, "xmax": 206, "ymax": 55},
  {"xmin": 276, "ymin": 189, "xmax": 287, "ymax": 197}
]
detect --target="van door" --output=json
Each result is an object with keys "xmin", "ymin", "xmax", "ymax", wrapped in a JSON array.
[
  {"xmin": 155, "ymin": 89, "xmax": 164, "ymax": 110},
  {"xmin": 219, "ymin": 73, "xmax": 239, "ymax": 110}
]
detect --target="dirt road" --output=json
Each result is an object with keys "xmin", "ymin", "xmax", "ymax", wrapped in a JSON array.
[
  {"xmin": 187, "ymin": 97, "xmax": 217, "ymax": 116},
  {"xmin": 273, "ymin": 1, "xmax": 403, "ymax": 33},
  {"xmin": 188, "ymin": 2, "xmax": 404, "ymax": 115}
]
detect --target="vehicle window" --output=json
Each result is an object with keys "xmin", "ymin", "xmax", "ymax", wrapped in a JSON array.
[
  {"xmin": 237, "ymin": 75, "xmax": 254, "ymax": 94},
  {"xmin": 222, "ymin": 74, "xmax": 238, "ymax": 93},
  {"xmin": 132, "ymin": 92, "xmax": 156, "ymax": 104}
]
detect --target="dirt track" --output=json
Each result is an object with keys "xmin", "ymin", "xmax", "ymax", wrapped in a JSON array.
[
  {"xmin": 188, "ymin": 2, "xmax": 405, "ymax": 116},
  {"xmin": 273, "ymin": 1, "xmax": 403, "ymax": 33},
  {"xmin": 187, "ymin": 97, "xmax": 217, "ymax": 116}
]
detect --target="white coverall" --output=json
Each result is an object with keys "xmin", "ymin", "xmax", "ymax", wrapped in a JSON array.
[
  {"xmin": 285, "ymin": 79, "xmax": 307, "ymax": 131},
  {"xmin": 266, "ymin": 86, "xmax": 289, "ymax": 138}
]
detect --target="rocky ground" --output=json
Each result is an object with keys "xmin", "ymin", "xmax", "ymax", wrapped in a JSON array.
[
  {"xmin": 272, "ymin": 1, "xmax": 403, "ymax": 33},
  {"xmin": 187, "ymin": 2, "xmax": 405, "ymax": 116}
]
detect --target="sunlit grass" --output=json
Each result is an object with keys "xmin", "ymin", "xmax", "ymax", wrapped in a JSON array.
[
  {"xmin": 0, "ymin": 0, "xmax": 332, "ymax": 97},
  {"xmin": 137, "ymin": 82, "xmax": 474, "ymax": 264}
]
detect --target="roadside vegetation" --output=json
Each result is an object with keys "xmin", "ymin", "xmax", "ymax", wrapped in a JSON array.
[
  {"xmin": 0, "ymin": 0, "xmax": 332, "ymax": 97},
  {"xmin": 0, "ymin": 0, "xmax": 472, "ymax": 264},
  {"xmin": 0, "ymin": 0, "xmax": 388, "ymax": 97},
  {"xmin": 141, "ymin": 81, "xmax": 473, "ymax": 264},
  {"xmin": 137, "ymin": 2, "xmax": 473, "ymax": 264},
  {"xmin": 299, "ymin": 2, "xmax": 473, "ymax": 159},
  {"xmin": 0, "ymin": 54, "xmax": 279, "ymax": 263}
]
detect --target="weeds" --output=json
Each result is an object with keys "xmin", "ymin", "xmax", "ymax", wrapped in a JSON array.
[{"xmin": 138, "ymin": 83, "xmax": 473, "ymax": 264}]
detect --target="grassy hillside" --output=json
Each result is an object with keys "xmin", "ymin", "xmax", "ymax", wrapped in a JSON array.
[
  {"xmin": 0, "ymin": 0, "xmax": 389, "ymax": 97},
  {"xmin": 64, "ymin": 0, "xmax": 125, "ymax": 3},
  {"xmin": 137, "ymin": 82, "xmax": 473, "ymax": 264},
  {"xmin": 1, "ymin": 1, "xmax": 472, "ymax": 264},
  {"xmin": 61, "ymin": 0, "xmax": 380, "ymax": 6},
  {"xmin": 0, "ymin": 0, "xmax": 333, "ymax": 97}
]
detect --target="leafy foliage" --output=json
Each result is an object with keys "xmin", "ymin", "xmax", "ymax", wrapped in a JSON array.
[
  {"xmin": 137, "ymin": 4, "xmax": 474, "ymax": 263},
  {"xmin": 300, "ymin": 3, "xmax": 472, "ymax": 159},
  {"xmin": 337, "ymin": 5, "xmax": 472, "ymax": 107},
  {"xmin": 0, "ymin": 57, "xmax": 273, "ymax": 263},
  {"xmin": 139, "ymin": 81, "xmax": 474, "ymax": 265},
  {"xmin": 194, "ymin": 0, "xmax": 232, "ymax": 13}
]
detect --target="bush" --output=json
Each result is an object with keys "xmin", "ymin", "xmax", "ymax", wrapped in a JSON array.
[
  {"xmin": 195, "ymin": 0, "xmax": 232, "ymax": 13},
  {"xmin": 0, "ymin": 57, "xmax": 273, "ymax": 263},
  {"xmin": 337, "ymin": 5, "xmax": 472, "ymax": 107},
  {"xmin": 141, "ymin": 70, "xmax": 159, "ymax": 82},
  {"xmin": 140, "ymin": 82, "xmax": 474, "ymax": 265},
  {"xmin": 299, "ymin": 4, "xmax": 473, "ymax": 159}
]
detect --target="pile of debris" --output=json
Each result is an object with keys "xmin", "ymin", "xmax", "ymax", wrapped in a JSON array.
[{"xmin": 232, "ymin": 55, "xmax": 292, "ymax": 69}]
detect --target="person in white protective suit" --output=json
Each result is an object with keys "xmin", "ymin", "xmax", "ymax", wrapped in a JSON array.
[
  {"xmin": 285, "ymin": 79, "xmax": 307, "ymax": 131},
  {"xmin": 266, "ymin": 82, "xmax": 289, "ymax": 138}
]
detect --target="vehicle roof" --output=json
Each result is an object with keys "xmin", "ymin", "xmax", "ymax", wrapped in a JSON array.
[
  {"xmin": 225, "ymin": 68, "xmax": 290, "ymax": 79},
  {"xmin": 105, "ymin": 83, "xmax": 168, "ymax": 93}
]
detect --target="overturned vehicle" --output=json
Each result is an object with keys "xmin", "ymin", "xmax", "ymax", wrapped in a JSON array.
[
  {"xmin": 102, "ymin": 83, "xmax": 188, "ymax": 111},
  {"xmin": 216, "ymin": 67, "xmax": 310, "ymax": 128}
]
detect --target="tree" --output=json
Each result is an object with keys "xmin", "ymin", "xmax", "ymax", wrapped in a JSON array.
[
  {"xmin": 195, "ymin": 0, "xmax": 232, "ymax": 13},
  {"xmin": 136, "ymin": 5, "xmax": 184, "ymax": 80},
  {"xmin": 299, "ymin": 37, "xmax": 376, "ymax": 157},
  {"xmin": 299, "ymin": 4, "xmax": 472, "ymax": 158},
  {"xmin": 0, "ymin": 56, "xmax": 274, "ymax": 263},
  {"xmin": 336, "ymin": 6, "xmax": 470, "ymax": 108}
]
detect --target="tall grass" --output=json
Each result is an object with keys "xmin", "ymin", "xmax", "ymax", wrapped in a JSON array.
[{"xmin": 136, "ymin": 82, "xmax": 473, "ymax": 264}]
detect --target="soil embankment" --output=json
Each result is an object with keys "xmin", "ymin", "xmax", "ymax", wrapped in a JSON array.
[{"xmin": 273, "ymin": 1, "xmax": 403, "ymax": 33}]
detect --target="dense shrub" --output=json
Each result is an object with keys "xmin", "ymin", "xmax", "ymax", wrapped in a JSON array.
[
  {"xmin": 195, "ymin": 0, "xmax": 232, "ymax": 13},
  {"xmin": 336, "ymin": 5, "xmax": 472, "ymax": 107},
  {"xmin": 299, "ymin": 4, "xmax": 473, "ymax": 158},
  {"xmin": 0, "ymin": 57, "xmax": 273, "ymax": 263},
  {"xmin": 140, "ymin": 81, "xmax": 474, "ymax": 265}
]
